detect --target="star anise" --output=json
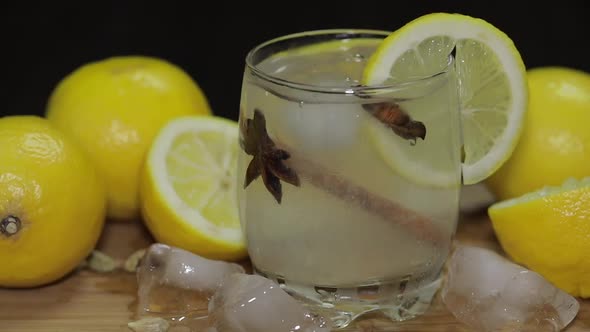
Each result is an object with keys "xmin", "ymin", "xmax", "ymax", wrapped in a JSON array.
[{"xmin": 240, "ymin": 109, "xmax": 300, "ymax": 204}]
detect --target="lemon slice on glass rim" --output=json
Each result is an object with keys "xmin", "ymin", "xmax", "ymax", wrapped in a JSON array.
[
  {"xmin": 140, "ymin": 115, "xmax": 247, "ymax": 261},
  {"xmin": 362, "ymin": 12, "xmax": 528, "ymax": 186}
]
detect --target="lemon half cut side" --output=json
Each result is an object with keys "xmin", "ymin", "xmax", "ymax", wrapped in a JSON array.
[{"xmin": 140, "ymin": 116, "xmax": 246, "ymax": 261}]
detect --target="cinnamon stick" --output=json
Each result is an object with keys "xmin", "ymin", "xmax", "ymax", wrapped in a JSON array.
[{"xmin": 282, "ymin": 147, "xmax": 445, "ymax": 247}]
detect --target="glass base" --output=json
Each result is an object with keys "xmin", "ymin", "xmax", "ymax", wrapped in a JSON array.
[{"xmin": 254, "ymin": 266, "xmax": 442, "ymax": 329}]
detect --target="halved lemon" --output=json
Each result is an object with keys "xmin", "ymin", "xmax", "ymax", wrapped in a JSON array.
[
  {"xmin": 362, "ymin": 12, "xmax": 528, "ymax": 186},
  {"xmin": 488, "ymin": 176, "xmax": 590, "ymax": 298},
  {"xmin": 139, "ymin": 116, "xmax": 247, "ymax": 261}
]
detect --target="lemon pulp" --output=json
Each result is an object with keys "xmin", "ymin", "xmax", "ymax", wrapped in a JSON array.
[{"xmin": 140, "ymin": 116, "xmax": 246, "ymax": 261}]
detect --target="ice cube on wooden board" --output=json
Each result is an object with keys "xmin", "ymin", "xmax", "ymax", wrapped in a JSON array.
[
  {"xmin": 136, "ymin": 243, "xmax": 245, "ymax": 316},
  {"xmin": 442, "ymin": 245, "xmax": 579, "ymax": 332},
  {"xmin": 208, "ymin": 273, "xmax": 332, "ymax": 332},
  {"xmin": 132, "ymin": 243, "xmax": 331, "ymax": 331}
]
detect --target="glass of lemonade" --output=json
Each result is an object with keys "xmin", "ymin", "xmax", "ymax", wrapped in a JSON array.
[{"xmin": 237, "ymin": 29, "xmax": 462, "ymax": 328}]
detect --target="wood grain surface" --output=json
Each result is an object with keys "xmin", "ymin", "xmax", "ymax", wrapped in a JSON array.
[{"xmin": 1, "ymin": 213, "xmax": 589, "ymax": 331}]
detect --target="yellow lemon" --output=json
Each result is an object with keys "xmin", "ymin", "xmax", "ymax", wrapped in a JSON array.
[
  {"xmin": 46, "ymin": 56, "xmax": 212, "ymax": 221},
  {"xmin": 488, "ymin": 177, "xmax": 590, "ymax": 298},
  {"xmin": 140, "ymin": 116, "xmax": 246, "ymax": 261},
  {"xmin": 486, "ymin": 67, "xmax": 590, "ymax": 200},
  {"xmin": 0, "ymin": 116, "xmax": 106, "ymax": 288}
]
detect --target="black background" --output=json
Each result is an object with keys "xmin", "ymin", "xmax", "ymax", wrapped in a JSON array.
[{"xmin": 2, "ymin": 1, "xmax": 588, "ymax": 121}]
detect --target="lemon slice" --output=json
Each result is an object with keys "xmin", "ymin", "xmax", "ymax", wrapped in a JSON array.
[
  {"xmin": 140, "ymin": 115, "xmax": 246, "ymax": 261},
  {"xmin": 362, "ymin": 12, "xmax": 528, "ymax": 185}
]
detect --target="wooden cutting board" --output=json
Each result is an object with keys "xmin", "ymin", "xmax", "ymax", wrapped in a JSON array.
[{"xmin": 1, "ymin": 212, "xmax": 589, "ymax": 332}]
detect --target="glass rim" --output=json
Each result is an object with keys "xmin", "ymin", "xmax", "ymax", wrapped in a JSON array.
[{"xmin": 244, "ymin": 28, "xmax": 455, "ymax": 95}]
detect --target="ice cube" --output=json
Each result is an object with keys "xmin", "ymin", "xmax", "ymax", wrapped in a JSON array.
[
  {"xmin": 442, "ymin": 245, "xmax": 579, "ymax": 331},
  {"xmin": 459, "ymin": 183, "xmax": 496, "ymax": 213},
  {"xmin": 264, "ymin": 101, "xmax": 362, "ymax": 152},
  {"xmin": 128, "ymin": 315, "xmax": 212, "ymax": 332},
  {"xmin": 137, "ymin": 243, "xmax": 245, "ymax": 316},
  {"xmin": 209, "ymin": 273, "xmax": 331, "ymax": 332}
]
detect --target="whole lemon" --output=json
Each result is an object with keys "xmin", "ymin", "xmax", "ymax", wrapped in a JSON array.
[
  {"xmin": 486, "ymin": 67, "xmax": 590, "ymax": 200},
  {"xmin": 0, "ymin": 116, "xmax": 106, "ymax": 288},
  {"xmin": 46, "ymin": 56, "xmax": 212, "ymax": 221}
]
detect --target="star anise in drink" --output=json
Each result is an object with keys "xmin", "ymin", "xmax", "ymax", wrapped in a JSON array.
[{"xmin": 240, "ymin": 109, "xmax": 300, "ymax": 204}]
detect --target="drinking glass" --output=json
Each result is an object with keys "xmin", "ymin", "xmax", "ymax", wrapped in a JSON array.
[{"xmin": 236, "ymin": 29, "xmax": 461, "ymax": 328}]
